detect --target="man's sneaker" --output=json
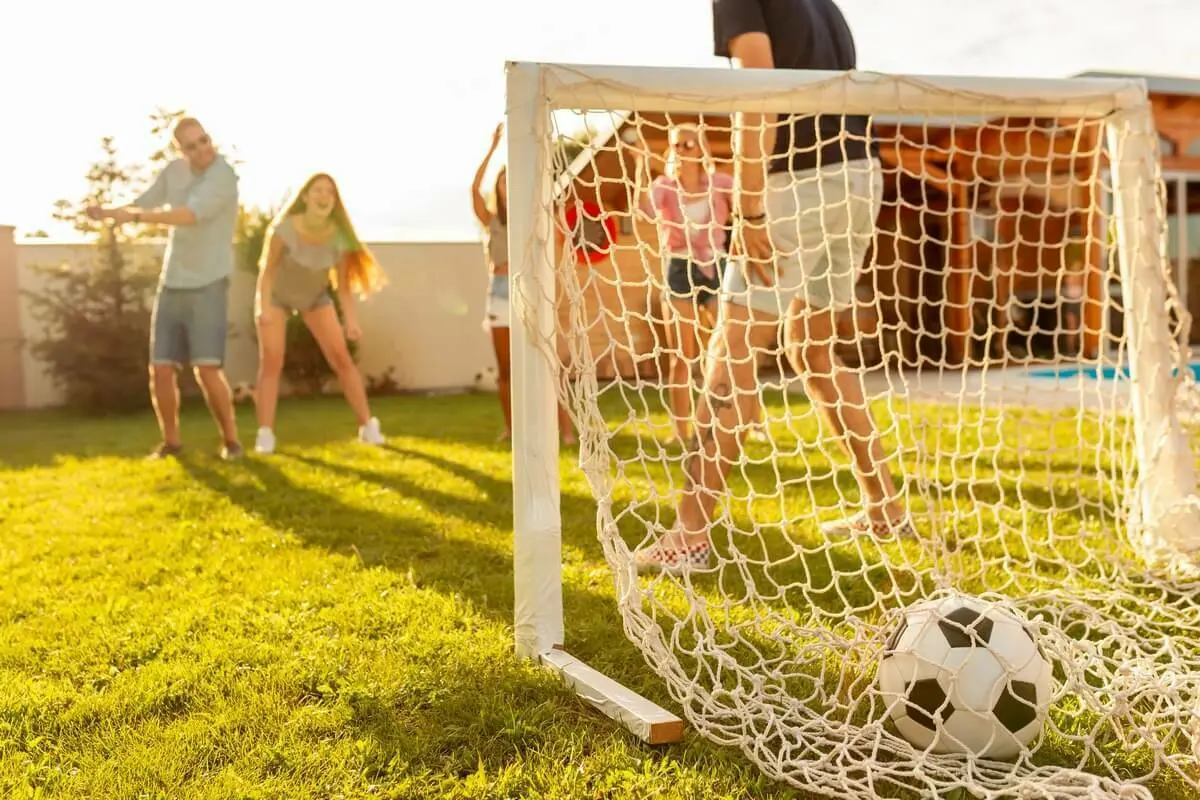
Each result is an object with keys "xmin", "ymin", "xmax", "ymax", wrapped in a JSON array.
[
  {"xmin": 358, "ymin": 417, "xmax": 385, "ymax": 446},
  {"xmin": 220, "ymin": 441, "xmax": 244, "ymax": 461},
  {"xmin": 254, "ymin": 427, "xmax": 276, "ymax": 455},
  {"xmin": 634, "ymin": 537, "xmax": 712, "ymax": 576},
  {"xmin": 147, "ymin": 442, "xmax": 183, "ymax": 460},
  {"xmin": 820, "ymin": 511, "xmax": 918, "ymax": 542}
]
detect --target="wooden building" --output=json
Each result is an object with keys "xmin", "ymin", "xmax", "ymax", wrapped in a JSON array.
[
  {"xmin": 552, "ymin": 71, "xmax": 1200, "ymax": 380},
  {"xmin": 1077, "ymin": 73, "xmax": 1200, "ymax": 344}
]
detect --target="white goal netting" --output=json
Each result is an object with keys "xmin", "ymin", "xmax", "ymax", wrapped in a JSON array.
[{"xmin": 507, "ymin": 64, "xmax": 1200, "ymax": 799}]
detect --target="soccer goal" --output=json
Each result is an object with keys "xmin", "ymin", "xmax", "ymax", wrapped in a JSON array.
[{"xmin": 506, "ymin": 60, "xmax": 1200, "ymax": 799}]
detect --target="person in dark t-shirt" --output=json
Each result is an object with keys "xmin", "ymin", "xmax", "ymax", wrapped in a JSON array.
[
  {"xmin": 714, "ymin": 0, "xmax": 879, "ymax": 175},
  {"xmin": 634, "ymin": 0, "xmax": 913, "ymax": 576}
]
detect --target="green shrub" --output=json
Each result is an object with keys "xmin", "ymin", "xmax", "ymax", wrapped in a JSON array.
[
  {"xmin": 23, "ymin": 136, "xmax": 164, "ymax": 415},
  {"xmin": 25, "ymin": 228, "xmax": 160, "ymax": 415}
]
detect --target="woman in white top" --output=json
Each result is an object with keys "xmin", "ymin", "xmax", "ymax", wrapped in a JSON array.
[
  {"xmin": 253, "ymin": 173, "xmax": 388, "ymax": 453},
  {"xmin": 472, "ymin": 122, "xmax": 575, "ymax": 445}
]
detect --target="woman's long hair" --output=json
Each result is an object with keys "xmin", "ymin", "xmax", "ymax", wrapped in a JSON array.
[{"xmin": 267, "ymin": 172, "xmax": 387, "ymax": 298}]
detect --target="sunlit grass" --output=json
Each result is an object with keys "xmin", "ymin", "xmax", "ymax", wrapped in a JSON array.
[{"xmin": 0, "ymin": 388, "xmax": 1194, "ymax": 799}]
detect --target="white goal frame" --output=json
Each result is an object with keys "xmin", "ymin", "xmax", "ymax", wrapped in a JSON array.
[{"xmin": 504, "ymin": 60, "xmax": 1199, "ymax": 746}]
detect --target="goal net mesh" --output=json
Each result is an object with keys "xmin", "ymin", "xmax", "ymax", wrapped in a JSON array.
[{"xmin": 510, "ymin": 67, "xmax": 1200, "ymax": 799}]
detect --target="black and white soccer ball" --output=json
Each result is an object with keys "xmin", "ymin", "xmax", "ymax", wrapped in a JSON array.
[{"xmin": 876, "ymin": 593, "xmax": 1054, "ymax": 760}]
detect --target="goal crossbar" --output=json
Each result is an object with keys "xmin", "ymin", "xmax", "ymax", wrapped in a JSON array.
[{"xmin": 526, "ymin": 61, "xmax": 1149, "ymax": 118}]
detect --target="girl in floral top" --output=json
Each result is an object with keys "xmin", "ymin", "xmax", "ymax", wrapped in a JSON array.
[{"xmin": 639, "ymin": 123, "xmax": 735, "ymax": 445}]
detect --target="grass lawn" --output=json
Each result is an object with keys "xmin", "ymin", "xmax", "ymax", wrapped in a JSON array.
[
  {"xmin": 0, "ymin": 391, "xmax": 810, "ymax": 800},
  {"xmin": 0, "ymin": 389, "xmax": 1196, "ymax": 799}
]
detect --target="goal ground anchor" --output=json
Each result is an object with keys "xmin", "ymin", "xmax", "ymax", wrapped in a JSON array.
[{"xmin": 540, "ymin": 648, "xmax": 686, "ymax": 745}]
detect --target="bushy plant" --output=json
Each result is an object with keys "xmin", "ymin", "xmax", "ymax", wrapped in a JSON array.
[
  {"xmin": 24, "ymin": 138, "xmax": 160, "ymax": 414},
  {"xmin": 235, "ymin": 205, "xmax": 276, "ymax": 276}
]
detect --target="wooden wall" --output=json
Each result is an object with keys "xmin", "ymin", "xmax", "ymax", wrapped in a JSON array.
[{"xmin": 1154, "ymin": 94, "xmax": 1200, "ymax": 171}]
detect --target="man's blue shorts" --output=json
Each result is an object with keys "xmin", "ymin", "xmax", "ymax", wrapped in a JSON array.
[{"xmin": 149, "ymin": 276, "xmax": 229, "ymax": 368}]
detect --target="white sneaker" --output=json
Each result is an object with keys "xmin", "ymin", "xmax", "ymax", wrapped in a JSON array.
[
  {"xmin": 254, "ymin": 427, "xmax": 276, "ymax": 454},
  {"xmin": 358, "ymin": 417, "xmax": 385, "ymax": 446}
]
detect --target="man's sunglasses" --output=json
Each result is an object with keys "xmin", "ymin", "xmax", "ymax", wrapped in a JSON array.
[{"xmin": 677, "ymin": 139, "xmax": 699, "ymax": 151}]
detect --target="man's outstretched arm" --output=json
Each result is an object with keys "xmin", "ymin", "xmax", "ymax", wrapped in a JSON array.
[
  {"xmin": 87, "ymin": 167, "xmax": 170, "ymax": 225},
  {"xmin": 90, "ymin": 200, "xmax": 199, "ymax": 227},
  {"xmin": 88, "ymin": 165, "xmax": 235, "ymax": 228}
]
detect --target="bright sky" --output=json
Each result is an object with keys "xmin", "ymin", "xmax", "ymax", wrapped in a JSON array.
[{"xmin": 2, "ymin": 0, "xmax": 1196, "ymax": 243}]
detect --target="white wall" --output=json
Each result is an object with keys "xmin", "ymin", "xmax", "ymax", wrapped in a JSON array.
[{"xmin": 10, "ymin": 238, "xmax": 499, "ymax": 409}]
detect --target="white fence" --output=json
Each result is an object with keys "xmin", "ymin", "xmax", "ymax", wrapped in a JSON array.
[{"xmin": 0, "ymin": 226, "xmax": 501, "ymax": 409}]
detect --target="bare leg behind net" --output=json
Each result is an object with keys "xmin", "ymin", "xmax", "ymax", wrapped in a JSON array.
[
  {"xmin": 671, "ymin": 301, "xmax": 778, "ymax": 543},
  {"xmin": 667, "ymin": 299, "xmax": 904, "ymax": 540},
  {"xmin": 783, "ymin": 300, "xmax": 904, "ymax": 528}
]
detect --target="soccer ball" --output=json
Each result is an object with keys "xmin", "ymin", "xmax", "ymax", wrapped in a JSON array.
[{"xmin": 876, "ymin": 593, "xmax": 1054, "ymax": 760}]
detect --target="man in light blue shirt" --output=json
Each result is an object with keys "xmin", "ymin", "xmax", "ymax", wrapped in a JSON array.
[{"xmin": 88, "ymin": 117, "xmax": 243, "ymax": 460}]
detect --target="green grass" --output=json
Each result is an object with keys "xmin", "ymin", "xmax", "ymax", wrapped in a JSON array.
[{"xmin": 0, "ymin": 389, "xmax": 1196, "ymax": 799}]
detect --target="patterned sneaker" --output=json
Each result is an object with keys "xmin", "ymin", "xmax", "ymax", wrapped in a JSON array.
[
  {"xmin": 254, "ymin": 427, "xmax": 276, "ymax": 455},
  {"xmin": 146, "ymin": 442, "xmax": 183, "ymax": 460},
  {"xmin": 634, "ymin": 538, "xmax": 712, "ymax": 576},
  {"xmin": 220, "ymin": 441, "xmax": 244, "ymax": 461},
  {"xmin": 820, "ymin": 512, "xmax": 918, "ymax": 542}
]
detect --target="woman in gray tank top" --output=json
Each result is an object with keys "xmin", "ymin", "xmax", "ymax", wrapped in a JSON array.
[
  {"xmin": 472, "ymin": 123, "xmax": 576, "ymax": 445},
  {"xmin": 253, "ymin": 172, "xmax": 389, "ymax": 454}
]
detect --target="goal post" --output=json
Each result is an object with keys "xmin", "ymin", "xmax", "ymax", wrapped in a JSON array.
[
  {"xmin": 506, "ymin": 59, "xmax": 1200, "ymax": 796},
  {"xmin": 507, "ymin": 59, "xmax": 563, "ymax": 660},
  {"xmin": 506, "ymin": 59, "xmax": 687, "ymax": 745},
  {"xmin": 1106, "ymin": 108, "xmax": 1200, "ymax": 558}
]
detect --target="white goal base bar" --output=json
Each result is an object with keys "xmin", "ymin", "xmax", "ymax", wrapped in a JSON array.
[{"xmin": 540, "ymin": 648, "xmax": 686, "ymax": 745}]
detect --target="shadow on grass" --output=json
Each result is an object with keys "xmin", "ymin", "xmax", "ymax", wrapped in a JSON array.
[
  {"xmin": 279, "ymin": 442, "xmax": 935, "ymax": 676},
  {"xmin": 0, "ymin": 407, "xmax": 157, "ymax": 469},
  {"xmin": 0, "ymin": 392, "xmax": 500, "ymax": 470},
  {"xmin": 290, "ymin": 445, "xmax": 596, "ymax": 544},
  {"xmin": 0, "ymin": 399, "xmax": 259, "ymax": 469},
  {"xmin": 173, "ymin": 450, "xmax": 742, "ymax": 776},
  {"xmin": 281, "ymin": 445, "xmax": 661, "ymax": 655},
  {"xmin": 177, "ymin": 451, "xmax": 526, "ymax": 614}
]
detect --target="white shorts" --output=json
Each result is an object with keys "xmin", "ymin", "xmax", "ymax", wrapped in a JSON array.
[
  {"xmin": 486, "ymin": 293, "xmax": 511, "ymax": 329},
  {"xmin": 723, "ymin": 158, "xmax": 883, "ymax": 317},
  {"xmin": 484, "ymin": 274, "xmax": 511, "ymax": 330}
]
